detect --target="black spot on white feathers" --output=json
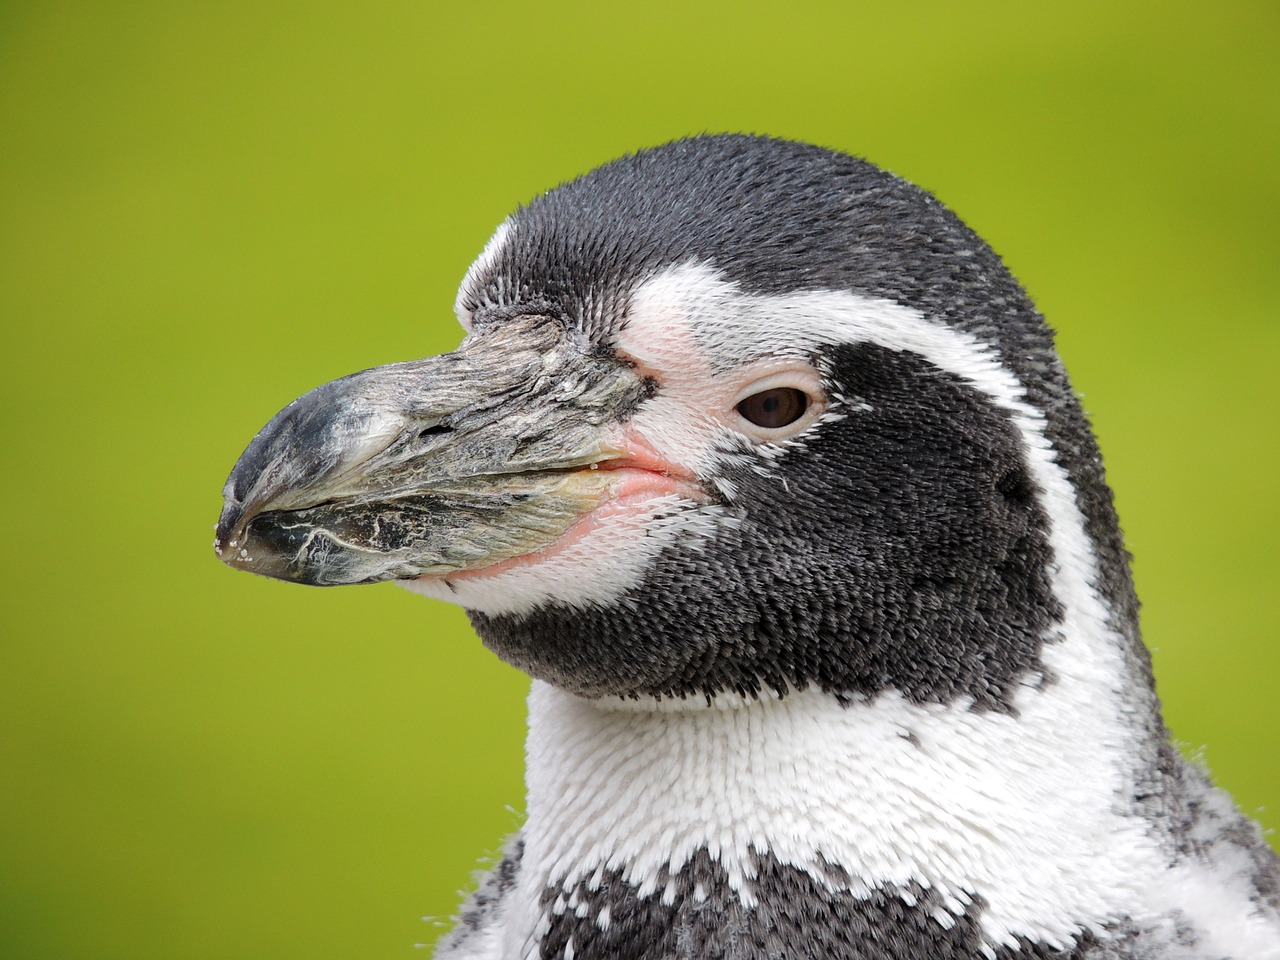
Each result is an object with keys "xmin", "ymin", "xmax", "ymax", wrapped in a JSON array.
[{"xmin": 473, "ymin": 343, "xmax": 1060, "ymax": 708}]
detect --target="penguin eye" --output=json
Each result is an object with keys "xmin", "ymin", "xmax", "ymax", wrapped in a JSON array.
[
  {"xmin": 728, "ymin": 365, "xmax": 826, "ymax": 443},
  {"xmin": 736, "ymin": 388, "xmax": 809, "ymax": 429}
]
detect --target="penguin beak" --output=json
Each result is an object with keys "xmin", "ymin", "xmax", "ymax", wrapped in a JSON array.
[{"xmin": 214, "ymin": 315, "xmax": 656, "ymax": 586}]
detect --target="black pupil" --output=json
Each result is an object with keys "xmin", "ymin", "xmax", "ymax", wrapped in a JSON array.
[{"xmin": 736, "ymin": 387, "xmax": 809, "ymax": 429}]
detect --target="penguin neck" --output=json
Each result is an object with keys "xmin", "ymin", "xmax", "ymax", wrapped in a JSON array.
[{"xmin": 520, "ymin": 631, "xmax": 1167, "ymax": 946}]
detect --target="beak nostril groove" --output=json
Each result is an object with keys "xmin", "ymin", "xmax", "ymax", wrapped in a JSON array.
[{"xmin": 418, "ymin": 424, "xmax": 453, "ymax": 442}]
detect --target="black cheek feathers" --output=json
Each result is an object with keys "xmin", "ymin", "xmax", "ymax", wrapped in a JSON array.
[{"xmin": 471, "ymin": 343, "xmax": 1061, "ymax": 711}]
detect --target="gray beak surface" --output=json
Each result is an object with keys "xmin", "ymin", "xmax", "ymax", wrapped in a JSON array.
[{"xmin": 214, "ymin": 315, "xmax": 650, "ymax": 586}]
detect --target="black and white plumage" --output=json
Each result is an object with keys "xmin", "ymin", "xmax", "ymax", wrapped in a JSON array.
[{"xmin": 215, "ymin": 135, "xmax": 1280, "ymax": 958}]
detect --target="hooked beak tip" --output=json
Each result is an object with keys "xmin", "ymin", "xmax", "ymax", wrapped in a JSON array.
[{"xmin": 213, "ymin": 497, "xmax": 253, "ymax": 566}]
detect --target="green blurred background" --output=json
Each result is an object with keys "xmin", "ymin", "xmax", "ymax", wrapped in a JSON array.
[{"xmin": 1, "ymin": 2, "xmax": 1275, "ymax": 957}]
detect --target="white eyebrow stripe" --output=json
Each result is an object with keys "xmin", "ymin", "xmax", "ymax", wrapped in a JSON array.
[{"xmin": 455, "ymin": 218, "xmax": 514, "ymax": 330}]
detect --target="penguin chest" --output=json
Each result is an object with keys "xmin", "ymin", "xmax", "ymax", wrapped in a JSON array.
[{"xmin": 493, "ymin": 681, "xmax": 1166, "ymax": 960}]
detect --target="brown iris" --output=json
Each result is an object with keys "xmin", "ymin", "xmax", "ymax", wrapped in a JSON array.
[{"xmin": 735, "ymin": 387, "xmax": 810, "ymax": 429}]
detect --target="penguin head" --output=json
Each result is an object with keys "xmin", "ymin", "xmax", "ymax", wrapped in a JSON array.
[{"xmin": 215, "ymin": 135, "xmax": 1137, "ymax": 709}]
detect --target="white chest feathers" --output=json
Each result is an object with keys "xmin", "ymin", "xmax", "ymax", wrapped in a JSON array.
[
  {"xmin": 476, "ymin": 677, "xmax": 1278, "ymax": 960},
  {"xmin": 519, "ymin": 679, "xmax": 1155, "ymax": 953}
]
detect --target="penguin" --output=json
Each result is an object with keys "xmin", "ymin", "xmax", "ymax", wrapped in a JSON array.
[{"xmin": 214, "ymin": 135, "xmax": 1280, "ymax": 959}]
